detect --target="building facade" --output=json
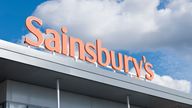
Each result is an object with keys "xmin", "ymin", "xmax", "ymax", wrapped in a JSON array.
[{"xmin": 0, "ymin": 40, "xmax": 192, "ymax": 108}]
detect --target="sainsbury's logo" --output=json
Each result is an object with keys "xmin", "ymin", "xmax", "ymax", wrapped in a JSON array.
[{"xmin": 24, "ymin": 16, "xmax": 154, "ymax": 81}]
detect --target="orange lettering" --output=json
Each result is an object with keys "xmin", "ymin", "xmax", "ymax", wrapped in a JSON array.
[
  {"xmin": 85, "ymin": 42, "xmax": 97, "ymax": 63},
  {"xmin": 61, "ymin": 27, "xmax": 68, "ymax": 55},
  {"xmin": 96, "ymin": 40, "xmax": 110, "ymax": 67},
  {"xmin": 124, "ymin": 55, "xmax": 133, "ymax": 73},
  {"xmin": 44, "ymin": 29, "xmax": 61, "ymax": 53},
  {"xmin": 25, "ymin": 16, "xmax": 43, "ymax": 47},
  {"xmin": 69, "ymin": 37, "xmax": 85, "ymax": 61},
  {"xmin": 144, "ymin": 63, "xmax": 154, "ymax": 80},
  {"xmin": 24, "ymin": 16, "xmax": 155, "ymax": 81},
  {"xmin": 132, "ymin": 58, "xmax": 143, "ymax": 78},
  {"xmin": 110, "ymin": 51, "xmax": 123, "ymax": 71}
]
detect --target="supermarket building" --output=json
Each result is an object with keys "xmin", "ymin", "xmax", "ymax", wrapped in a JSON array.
[{"xmin": 0, "ymin": 38, "xmax": 192, "ymax": 108}]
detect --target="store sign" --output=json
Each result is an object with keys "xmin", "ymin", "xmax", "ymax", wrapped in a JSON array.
[{"xmin": 24, "ymin": 16, "xmax": 154, "ymax": 80}]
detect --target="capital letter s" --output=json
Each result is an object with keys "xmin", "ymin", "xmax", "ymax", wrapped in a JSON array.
[{"xmin": 25, "ymin": 16, "xmax": 43, "ymax": 47}]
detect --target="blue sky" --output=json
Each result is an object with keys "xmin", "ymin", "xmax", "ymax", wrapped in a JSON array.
[
  {"xmin": 0, "ymin": 0, "xmax": 46, "ymax": 42},
  {"xmin": 0, "ymin": 0, "xmax": 192, "ymax": 93}
]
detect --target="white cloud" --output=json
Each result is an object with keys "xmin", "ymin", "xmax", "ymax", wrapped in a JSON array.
[
  {"xmin": 151, "ymin": 73, "xmax": 191, "ymax": 93},
  {"xmin": 129, "ymin": 68, "xmax": 191, "ymax": 93},
  {"xmin": 32, "ymin": 0, "xmax": 192, "ymax": 50},
  {"xmin": 33, "ymin": 0, "xmax": 158, "ymax": 49}
]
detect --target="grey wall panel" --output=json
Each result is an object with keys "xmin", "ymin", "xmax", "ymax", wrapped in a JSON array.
[
  {"xmin": 6, "ymin": 80, "xmax": 57, "ymax": 108},
  {"xmin": 0, "ymin": 81, "xmax": 6, "ymax": 103},
  {"xmin": 90, "ymin": 98, "xmax": 126, "ymax": 108},
  {"xmin": 6, "ymin": 80, "xmax": 142, "ymax": 108}
]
